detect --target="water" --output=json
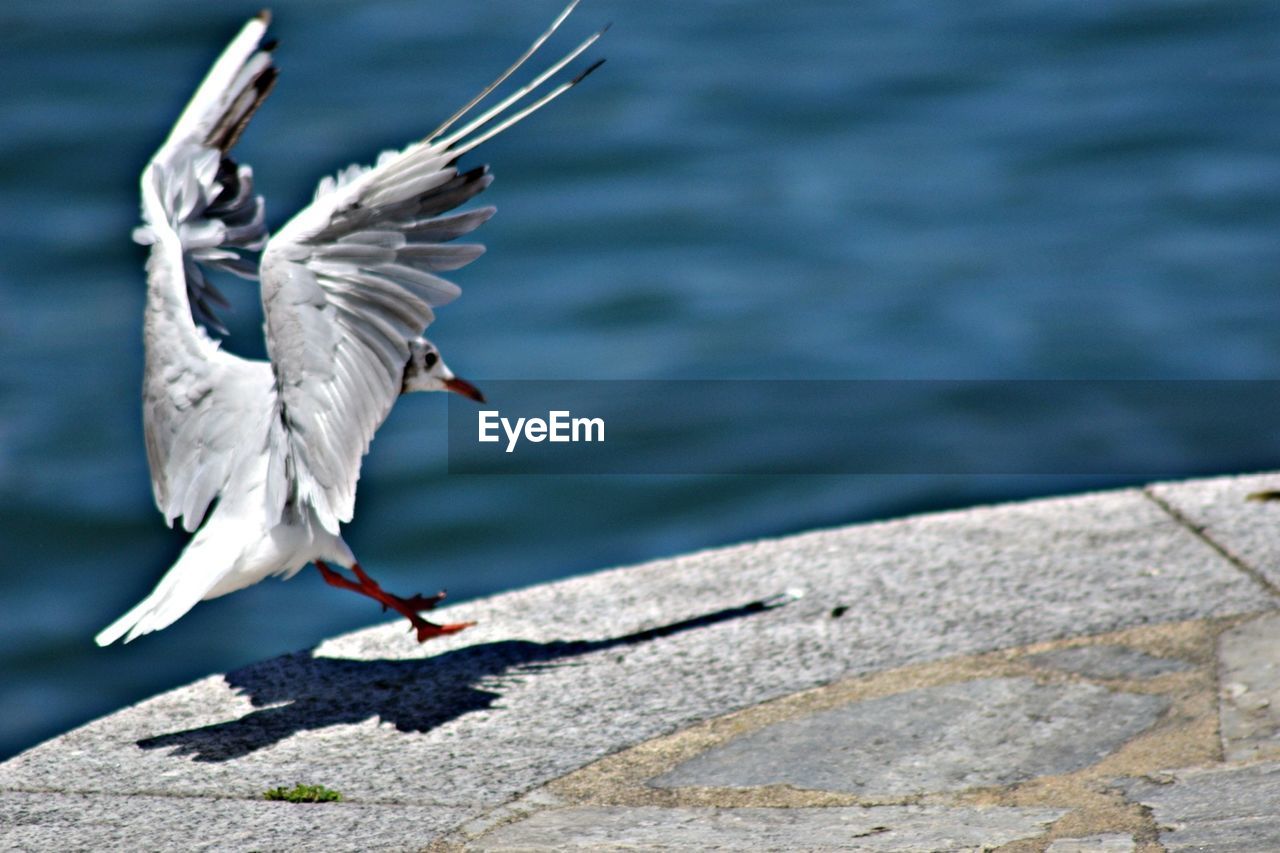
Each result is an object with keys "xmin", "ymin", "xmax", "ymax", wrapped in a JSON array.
[{"xmin": 3, "ymin": 0, "xmax": 1280, "ymax": 760}]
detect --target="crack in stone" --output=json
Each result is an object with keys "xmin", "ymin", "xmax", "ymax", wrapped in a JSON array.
[{"xmin": 1142, "ymin": 487, "xmax": 1280, "ymax": 600}]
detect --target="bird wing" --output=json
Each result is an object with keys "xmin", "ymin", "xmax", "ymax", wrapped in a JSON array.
[
  {"xmin": 259, "ymin": 3, "xmax": 604, "ymax": 534},
  {"xmin": 138, "ymin": 13, "xmax": 282, "ymax": 532}
]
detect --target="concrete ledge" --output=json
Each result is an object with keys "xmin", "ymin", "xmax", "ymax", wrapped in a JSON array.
[{"xmin": 4, "ymin": 472, "xmax": 1280, "ymax": 850}]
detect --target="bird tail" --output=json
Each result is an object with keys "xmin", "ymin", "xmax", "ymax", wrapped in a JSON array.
[{"xmin": 95, "ymin": 523, "xmax": 240, "ymax": 646}]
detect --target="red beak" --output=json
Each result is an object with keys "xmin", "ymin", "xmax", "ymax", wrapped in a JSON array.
[{"xmin": 444, "ymin": 376, "xmax": 486, "ymax": 403}]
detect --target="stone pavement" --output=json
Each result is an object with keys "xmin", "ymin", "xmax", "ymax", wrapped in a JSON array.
[{"xmin": 4, "ymin": 472, "xmax": 1280, "ymax": 851}]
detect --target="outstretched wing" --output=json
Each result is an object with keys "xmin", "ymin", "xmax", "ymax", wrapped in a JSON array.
[
  {"xmin": 138, "ymin": 13, "xmax": 281, "ymax": 532},
  {"xmin": 260, "ymin": 3, "xmax": 604, "ymax": 534}
]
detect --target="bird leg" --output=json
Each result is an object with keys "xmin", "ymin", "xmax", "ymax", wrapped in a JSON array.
[{"xmin": 314, "ymin": 560, "xmax": 475, "ymax": 642}]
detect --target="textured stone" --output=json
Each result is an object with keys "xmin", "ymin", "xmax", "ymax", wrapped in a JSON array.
[
  {"xmin": 0, "ymin": 485, "xmax": 1271, "ymax": 846},
  {"xmin": 469, "ymin": 804, "xmax": 1065, "ymax": 851},
  {"xmin": 652, "ymin": 677, "xmax": 1166, "ymax": 795},
  {"xmin": 1027, "ymin": 645, "xmax": 1192, "ymax": 680},
  {"xmin": 1217, "ymin": 612, "xmax": 1280, "ymax": 761},
  {"xmin": 1121, "ymin": 761, "xmax": 1280, "ymax": 850},
  {"xmin": 0, "ymin": 790, "xmax": 457, "ymax": 852},
  {"xmin": 1147, "ymin": 471, "xmax": 1280, "ymax": 591},
  {"xmin": 1046, "ymin": 835, "xmax": 1135, "ymax": 852}
]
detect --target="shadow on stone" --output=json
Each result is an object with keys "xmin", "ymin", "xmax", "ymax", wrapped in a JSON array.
[{"xmin": 136, "ymin": 595, "xmax": 787, "ymax": 761}]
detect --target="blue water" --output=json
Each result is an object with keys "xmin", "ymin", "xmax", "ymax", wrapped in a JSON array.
[{"xmin": 3, "ymin": 0, "xmax": 1280, "ymax": 760}]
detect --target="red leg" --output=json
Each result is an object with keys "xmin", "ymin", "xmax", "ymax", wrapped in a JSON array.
[
  {"xmin": 348, "ymin": 563, "xmax": 448, "ymax": 613},
  {"xmin": 315, "ymin": 560, "xmax": 475, "ymax": 643}
]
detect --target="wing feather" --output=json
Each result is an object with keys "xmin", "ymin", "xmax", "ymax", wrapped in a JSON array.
[
  {"xmin": 138, "ymin": 15, "xmax": 281, "ymax": 531},
  {"xmin": 259, "ymin": 6, "xmax": 603, "ymax": 533}
]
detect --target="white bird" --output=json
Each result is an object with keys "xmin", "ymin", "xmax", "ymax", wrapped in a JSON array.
[{"xmin": 96, "ymin": 5, "xmax": 604, "ymax": 646}]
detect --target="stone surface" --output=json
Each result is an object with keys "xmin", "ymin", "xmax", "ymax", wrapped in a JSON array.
[
  {"xmin": 0, "ymin": 790, "xmax": 458, "ymax": 852},
  {"xmin": 1046, "ymin": 835, "xmax": 1135, "ymax": 852},
  {"xmin": 1147, "ymin": 471, "xmax": 1280, "ymax": 591},
  {"xmin": 651, "ymin": 677, "xmax": 1167, "ymax": 795},
  {"xmin": 469, "ymin": 804, "xmax": 1066, "ymax": 851},
  {"xmin": 1, "ymin": 488, "xmax": 1265, "ymax": 810},
  {"xmin": 1027, "ymin": 645, "xmax": 1192, "ymax": 680},
  {"xmin": 0, "ymin": 481, "xmax": 1275, "ymax": 849},
  {"xmin": 1217, "ymin": 611, "xmax": 1280, "ymax": 761},
  {"xmin": 1121, "ymin": 761, "xmax": 1280, "ymax": 850}
]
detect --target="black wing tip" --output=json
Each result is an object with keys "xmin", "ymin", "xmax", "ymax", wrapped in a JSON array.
[
  {"xmin": 256, "ymin": 8, "xmax": 272, "ymax": 25},
  {"xmin": 212, "ymin": 64, "xmax": 279, "ymax": 153},
  {"xmin": 259, "ymin": 64, "xmax": 281, "ymax": 94},
  {"xmin": 571, "ymin": 57, "xmax": 606, "ymax": 86}
]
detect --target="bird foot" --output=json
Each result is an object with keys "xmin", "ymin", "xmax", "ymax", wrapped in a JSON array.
[
  {"xmin": 315, "ymin": 560, "xmax": 473, "ymax": 643},
  {"xmin": 408, "ymin": 617, "xmax": 476, "ymax": 643},
  {"xmin": 398, "ymin": 590, "xmax": 449, "ymax": 611}
]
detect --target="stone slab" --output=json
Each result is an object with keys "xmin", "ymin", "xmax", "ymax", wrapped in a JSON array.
[
  {"xmin": 1121, "ymin": 761, "xmax": 1280, "ymax": 850},
  {"xmin": 0, "ymin": 485, "xmax": 1272, "ymax": 843},
  {"xmin": 651, "ymin": 677, "xmax": 1167, "ymax": 795},
  {"xmin": 0, "ymin": 790, "xmax": 458, "ymax": 852},
  {"xmin": 1026, "ymin": 645, "xmax": 1193, "ymax": 680},
  {"xmin": 1147, "ymin": 471, "xmax": 1280, "ymax": 591},
  {"xmin": 469, "ymin": 804, "xmax": 1066, "ymax": 851},
  {"xmin": 1217, "ymin": 611, "xmax": 1280, "ymax": 762}
]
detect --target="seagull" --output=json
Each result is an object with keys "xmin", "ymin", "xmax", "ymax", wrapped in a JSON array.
[{"xmin": 95, "ymin": 4, "xmax": 604, "ymax": 646}]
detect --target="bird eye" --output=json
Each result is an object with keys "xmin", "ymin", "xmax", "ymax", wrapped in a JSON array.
[{"xmin": 423, "ymin": 352, "xmax": 439, "ymax": 369}]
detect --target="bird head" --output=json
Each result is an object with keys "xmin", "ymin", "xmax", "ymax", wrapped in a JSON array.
[{"xmin": 402, "ymin": 337, "xmax": 485, "ymax": 402}]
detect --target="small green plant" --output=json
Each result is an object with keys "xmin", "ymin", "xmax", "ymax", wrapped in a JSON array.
[{"xmin": 263, "ymin": 783, "xmax": 343, "ymax": 803}]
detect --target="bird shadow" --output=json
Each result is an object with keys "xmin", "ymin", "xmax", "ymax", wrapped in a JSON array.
[{"xmin": 137, "ymin": 594, "xmax": 790, "ymax": 762}]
